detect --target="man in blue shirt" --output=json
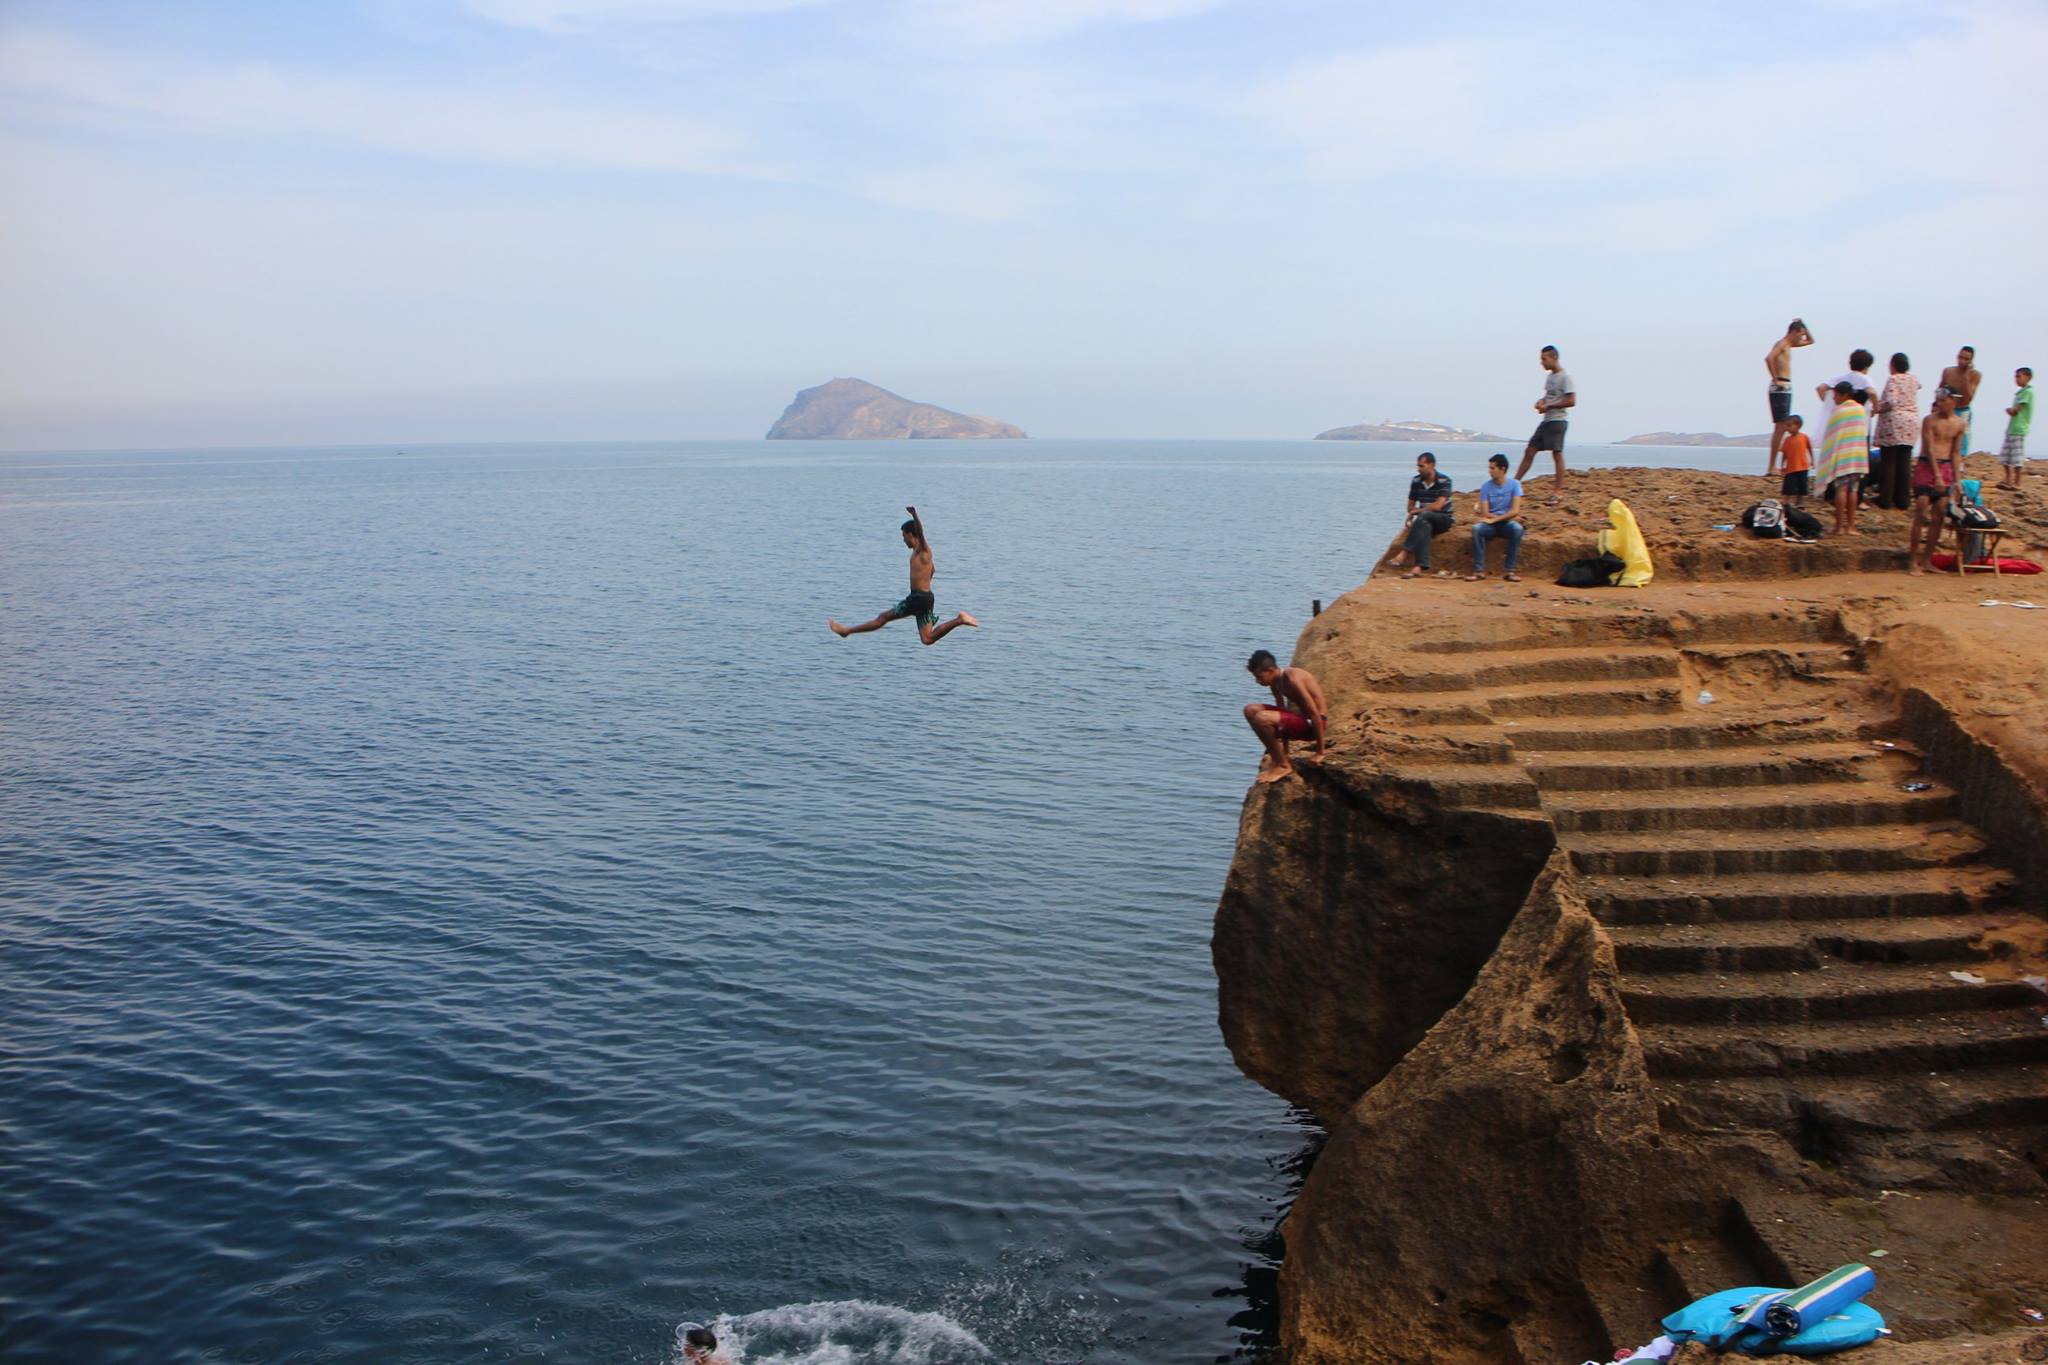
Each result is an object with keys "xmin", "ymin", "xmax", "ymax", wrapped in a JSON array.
[{"xmin": 1469, "ymin": 454, "xmax": 1526, "ymax": 581}]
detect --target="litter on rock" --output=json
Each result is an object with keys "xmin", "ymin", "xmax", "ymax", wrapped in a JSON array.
[
  {"xmin": 2022, "ymin": 1307, "xmax": 2045, "ymax": 1323},
  {"xmin": 1871, "ymin": 740, "xmax": 1901, "ymax": 750},
  {"xmin": 2022, "ymin": 975, "xmax": 2048, "ymax": 993},
  {"xmin": 1978, "ymin": 599, "xmax": 2042, "ymax": 609},
  {"xmin": 1698, "ymin": 690, "xmax": 1716, "ymax": 705},
  {"xmin": 1949, "ymin": 970, "xmax": 1989, "ymax": 985},
  {"xmin": 1901, "ymin": 781, "xmax": 1933, "ymax": 792}
]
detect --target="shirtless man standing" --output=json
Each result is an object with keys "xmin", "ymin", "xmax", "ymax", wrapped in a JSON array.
[
  {"xmin": 1909, "ymin": 390, "xmax": 1965, "ymax": 576},
  {"xmin": 828, "ymin": 505, "xmax": 980, "ymax": 644},
  {"xmin": 1243, "ymin": 649, "xmax": 1328, "ymax": 784},
  {"xmin": 1940, "ymin": 346, "xmax": 1983, "ymax": 456},
  {"xmin": 1766, "ymin": 318, "xmax": 1814, "ymax": 476}
]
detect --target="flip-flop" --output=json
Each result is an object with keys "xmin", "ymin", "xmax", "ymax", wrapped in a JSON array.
[
  {"xmin": 1466, "ymin": 573, "xmax": 1485, "ymax": 581},
  {"xmin": 1505, "ymin": 573, "xmax": 1521, "ymax": 582}
]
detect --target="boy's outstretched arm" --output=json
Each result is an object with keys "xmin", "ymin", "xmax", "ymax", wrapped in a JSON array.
[{"xmin": 905, "ymin": 505, "xmax": 926, "ymax": 544}]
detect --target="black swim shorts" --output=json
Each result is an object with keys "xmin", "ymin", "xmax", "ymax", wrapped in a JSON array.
[
  {"xmin": 1528, "ymin": 419, "xmax": 1567, "ymax": 453},
  {"xmin": 1769, "ymin": 387, "xmax": 1794, "ymax": 422},
  {"xmin": 892, "ymin": 589, "xmax": 938, "ymax": 629},
  {"xmin": 1780, "ymin": 470, "xmax": 1809, "ymax": 498}
]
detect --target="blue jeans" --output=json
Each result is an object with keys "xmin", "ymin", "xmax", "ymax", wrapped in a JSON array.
[{"xmin": 1472, "ymin": 519, "xmax": 1523, "ymax": 573}]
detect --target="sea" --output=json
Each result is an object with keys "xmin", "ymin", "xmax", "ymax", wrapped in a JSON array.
[{"xmin": 0, "ymin": 438, "xmax": 1755, "ymax": 1364}]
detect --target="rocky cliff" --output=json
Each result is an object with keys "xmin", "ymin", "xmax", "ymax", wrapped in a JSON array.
[
  {"xmin": 1214, "ymin": 459, "xmax": 2048, "ymax": 1362},
  {"xmin": 765, "ymin": 378, "xmax": 1025, "ymax": 440}
]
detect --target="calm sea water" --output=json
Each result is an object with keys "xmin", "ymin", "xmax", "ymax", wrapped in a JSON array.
[{"xmin": 0, "ymin": 438, "xmax": 1748, "ymax": 1364}]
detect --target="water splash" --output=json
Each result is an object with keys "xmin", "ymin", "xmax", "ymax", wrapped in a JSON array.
[{"xmin": 675, "ymin": 1300, "xmax": 991, "ymax": 1365}]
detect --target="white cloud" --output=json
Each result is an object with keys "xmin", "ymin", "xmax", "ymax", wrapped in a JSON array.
[
  {"xmin": 896, "ymin": 0, "xmax": 1229, "ymax": 45},
  {"xmin": 459, "ymin": 0, "xmax": 831, "ymax": 29},
  {"xmin": 0, "ymin": 29, "xmax": 768, "ymax": 178}
]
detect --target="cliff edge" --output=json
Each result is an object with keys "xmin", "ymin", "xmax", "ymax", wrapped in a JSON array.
[
  {"xmin": 1215, "ymin": 458, "xmax": 2048, "ymax": 1361},
  {"xmin": 766, "ymin": 378, "xmax": 1025, "ymax": 440}
]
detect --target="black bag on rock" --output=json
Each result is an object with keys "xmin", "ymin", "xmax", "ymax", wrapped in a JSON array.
[{"xmin": 1556, "ymin": 552, "xmax": 1626, "ymax": 587}]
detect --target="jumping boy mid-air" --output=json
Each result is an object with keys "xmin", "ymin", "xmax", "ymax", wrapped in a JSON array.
[
  {"xmin": 829, "ymin": 505, "xmax": 980, "ymax": 645},
  {"xmin": 1243, "ymin": 650, "xmax": 1328, "ymax": 784}
]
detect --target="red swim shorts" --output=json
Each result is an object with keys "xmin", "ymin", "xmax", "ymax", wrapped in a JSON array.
[{"xmin": 1266, "ymin": 709, "xmax": 1315, "ymax": 740}]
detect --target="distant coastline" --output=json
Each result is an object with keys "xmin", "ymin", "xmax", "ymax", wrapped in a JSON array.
[
  {"xmin": 767, "ymin": 377, "xmax": 1025, "ymax": 440},
  {"xmin": 1616, "ymin": 431, "xmax": 1771, "ymax": 448},
  {"xmin": 1314, "ymin": 419, "xmax": 1510, "ymax": 443}
]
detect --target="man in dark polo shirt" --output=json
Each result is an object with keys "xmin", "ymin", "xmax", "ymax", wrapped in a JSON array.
[{"xmin": 1384, "ymin": 451, "xmax": 1455, "ymax": 579}]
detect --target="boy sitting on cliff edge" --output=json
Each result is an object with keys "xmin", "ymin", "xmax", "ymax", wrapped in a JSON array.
[
  {"xmin": 1244, "ymin": 650, "xmax": 1328, "ymax": 784},
  {"xmin": 829, "ymin": 505, "xmax": 980, "ymax": 645}
]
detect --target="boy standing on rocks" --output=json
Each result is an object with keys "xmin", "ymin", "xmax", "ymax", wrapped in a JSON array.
[
  {"xmin": 2000, "ymin": 367, "xmax": 2034, "ymax": 490},
  {"xmin": 1910, "ymin": 390, "xmax": 1965, "ymax": 575},
  {"xmin": 1243, "ymin": 650, "xmax": 1328, "ymax": 784},
  {"xmin": 829, "ymin": 505, "xmax": 981, "ymax": 645}
]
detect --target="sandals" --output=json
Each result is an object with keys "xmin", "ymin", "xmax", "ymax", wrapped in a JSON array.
[
  {"xmin": 1505, "ymin": 573, "xmax": 1521, "ymax": 582},
  {"xmin": 1466, "ymin": 573, "xmax": 1487, "ymax": 581}
]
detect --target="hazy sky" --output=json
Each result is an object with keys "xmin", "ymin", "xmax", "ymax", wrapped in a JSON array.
[{"xmin": 3, "ymin": 0, "xmax": 2045, "ymax": 448}]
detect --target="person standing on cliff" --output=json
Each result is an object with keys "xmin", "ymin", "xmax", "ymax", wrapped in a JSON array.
[
  {"xmin": 1910, "ymin": 389, "xmax": 1965, "ymax": 574},
  {"xmin": 828, "ymin": 505, "xmax": 980, "ymax": 644},
  {"xmin": 1999, "ymin": 366, "xmax": 2033, "ymax": 490},
  {"xmin": 1514, "ymin": 345, "xmax": 1575, "ymax": 503},
  {"xmin": 1940, "ymin": 347, "xmax": 1983, "ymax": 455},
  {"xmin": 1243, "ymin": 650, "xmax": 1328, "ymax": 785},
  {"xmin": 1766, "ymin": 318, "xmax": 1814, "ymax": 476}
]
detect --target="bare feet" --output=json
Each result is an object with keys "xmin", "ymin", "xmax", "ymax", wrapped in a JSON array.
[
  {"xmin": 958, "ymin": 612, "xmax": 981, "ymax": 628},
  {"xmin": 1908, "ymin": 565, "xmax": 1925, "ymax": 576},
  {"xmin": 1296, "ymin": 752, "xmax": 1322, "ymax": 767},
  {"xmin": 829, "ymin": 619, "xmax": 851, "ymax": 637},
  {"xmin": 1255, "ymin": 764, "xmax": 1293, "ymax": 784}
]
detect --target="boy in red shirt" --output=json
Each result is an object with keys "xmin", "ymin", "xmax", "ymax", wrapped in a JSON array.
[{"xmin": 1779, "ymin": 415, "xmax": 1814, "ymax": 507}]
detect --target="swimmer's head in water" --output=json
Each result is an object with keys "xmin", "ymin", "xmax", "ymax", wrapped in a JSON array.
[{"xmin": 685, "ymin": 1326, "xmax": 717, "ymax": 1347}]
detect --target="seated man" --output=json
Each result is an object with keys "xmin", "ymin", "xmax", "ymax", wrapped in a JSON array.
[
  {"xmin": 1242, "ymin": 649, "xmax": 1328, "ymax": 784},
  {"xmin": 1383, "ymin": 451, "xmax": 1454, "ymax": 579},
  {"xmin": 1468, "ymin": 453, "xmax": 1526, "ymax": 581}
]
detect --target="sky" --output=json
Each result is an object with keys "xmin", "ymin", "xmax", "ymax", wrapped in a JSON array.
[{"xmin": 2, "ymin": 0, "xmax": 2045, "ymax": 449}]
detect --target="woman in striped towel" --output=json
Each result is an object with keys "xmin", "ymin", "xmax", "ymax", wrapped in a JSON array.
[{"xmin": 1815, "ymin": 379, "xmax": 1871, "ymax": 536}]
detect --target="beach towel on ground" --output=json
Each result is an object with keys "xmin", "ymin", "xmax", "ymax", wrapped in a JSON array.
[
  {"xmin": 1596, "ymin": 499, "xmax": 1654, "ymax": 587},
  {"xmin": 1814, "ymin": 401, "xmax": 1870, "ymax": 491}
]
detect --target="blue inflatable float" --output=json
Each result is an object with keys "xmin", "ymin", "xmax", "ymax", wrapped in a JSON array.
[{"xmin": 1662, "ymin": 1262, "xmax": 1887, "ymax": 1357}]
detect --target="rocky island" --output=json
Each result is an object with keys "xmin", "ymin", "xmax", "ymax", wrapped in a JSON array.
[
  {"xmin": 1215, "ymin": 454, "xmax": 2048, "ymax": 1363},
  {"xmin": 765, "ymin": 378, "xmax": 1025, "ymax": 440},
  {"xmin": 1619, "ymin": 431, "xmax": 1772, "ymax": 447},
  {"xmin": 1315, "ymin": 418, "xmax": 1510, "ymax": 443}
]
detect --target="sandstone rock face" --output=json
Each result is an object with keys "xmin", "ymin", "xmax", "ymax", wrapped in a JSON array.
[
  {"xmin": 1278, "ymin": 856, "xmax": 1668, "ymax": 1364},
  {"xmin": 765, "ymin": 378, "xmax": 1025, "ymax": 440},
  {"xmin": 1213, "ymin": 756, "xmax": 1553, "ymax": 1120}
]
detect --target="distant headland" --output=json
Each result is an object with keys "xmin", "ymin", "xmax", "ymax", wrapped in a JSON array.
[
  {"xmin": 766, "ymin": 378, "xmax": 1026, "ymax": 440},
  {"xmin": 1314, "ymin": 418, "xmax": 1510, "ymax": 443},
  {"xmin": 1616, "ymin": 431, "xmax": 1771, "ymax": 447}
]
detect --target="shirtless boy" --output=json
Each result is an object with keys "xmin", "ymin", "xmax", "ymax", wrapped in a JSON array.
[
  {"xmin": 1243, "ymin": 649, "xmax": 1328, "ymax": 784},
  {"xmin": 1940, "ymin": 346, "xmax": 1983, "ymax": 455},
  {"xmin": 828, "ymin": 505, "xmax": 981, "ymax": 644},
  {"xmin": 1909, "ymin": 390, "xmax": 1965, "ymax": 576},
  {"xmin": 1766, "ymin": 318, "xmax": 1814, "ymax": 475}
]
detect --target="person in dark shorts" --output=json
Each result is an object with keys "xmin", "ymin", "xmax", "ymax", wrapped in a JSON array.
[
  {"xmin": 829, "ymin": 505, "xmax": 980, "ymax": 645},
  {"xmin": 1513, "ymin": 345, "xmax": 1575, "ymax": 501},
  {"xmin": 1778, "ymin": 415, "xmax": 1812, "ymax": 505},
  {"xmin": 1242, "ymin": 649, "xmax": 1328, "ymax": 784},
  {"xmin": 1765, "ymin": 318, "xmax": 1813, "ymax": 475}
]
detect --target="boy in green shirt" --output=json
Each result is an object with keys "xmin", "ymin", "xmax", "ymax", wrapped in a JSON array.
[{"xmin": 2001, "ymin": 366, "xmax": 2034, "ymax": 490}]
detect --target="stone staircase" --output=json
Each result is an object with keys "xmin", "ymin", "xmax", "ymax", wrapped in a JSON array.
[{"xmin": 1362, "ymin": 606, "xmax": 2048, "ymax": 1195}]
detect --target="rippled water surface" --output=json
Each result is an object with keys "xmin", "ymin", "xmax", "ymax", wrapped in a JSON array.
[{"xmin": 0, "ymin": 438, "xmax": 1738, "ymax": 1363}]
